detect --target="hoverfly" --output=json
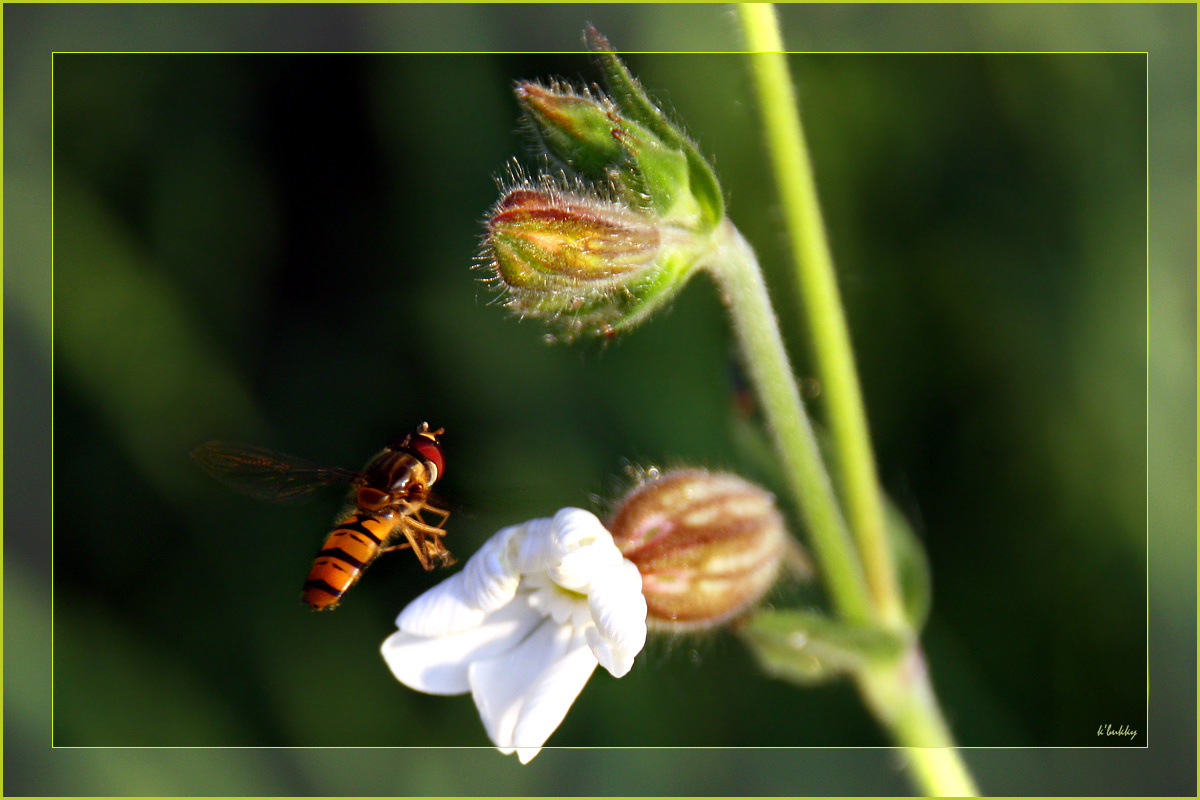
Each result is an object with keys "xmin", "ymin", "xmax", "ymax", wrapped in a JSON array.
[{"xmin": 191, "ymin": 422, "xmax": 453, "ymax": 611}]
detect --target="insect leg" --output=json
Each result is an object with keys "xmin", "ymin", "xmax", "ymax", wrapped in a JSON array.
[
  {"xmin": 426, "ymin": 541, "xmax": 456, "ymax": 568},
  {"xmin": 393, "ymin": 519, "xmax": 432, "ymax": 570},
  {"xmin": 421, "ymin": 503, "xmax": 451, "ymax": 528},
  {"xmin": 406, "ymin": 517, "xmax": 450, "ymax": 538}
]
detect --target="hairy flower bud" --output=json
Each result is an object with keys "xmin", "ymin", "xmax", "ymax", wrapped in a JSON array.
[
  {"xmin": 607, "ymin": 469, "xmax": 789, "ymax": 631},
  {"xmin": 583, "ymin": 27, "xmax": 724, "ymax": 229},
  {"xmin": 483, "ymin": 181, "xmax": 706, "ymax": 340},
  {"xmin": 516, "ymin": 80, "xmax": 712, "ymax": 229},
  {"xmin": 490, "ymin": 186, "xmax": 661, "ymax": 289},
  {"xmin": 481, "ymin": 29, "xmax": 727, "ymax": 341},
  {"xmin": 516, "ymin": 82, "xmax": 627, "ymax": 185}
]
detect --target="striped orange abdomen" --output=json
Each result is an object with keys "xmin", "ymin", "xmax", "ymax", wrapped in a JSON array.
[{"xmin": 302, "ymin": 513, "xmax": 394, "ymax": 611}]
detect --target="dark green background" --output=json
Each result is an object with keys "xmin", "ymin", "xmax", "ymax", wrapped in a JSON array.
[{"xmin": 8, "ymin": 2, "xmax": 1194, "ymax": 796}]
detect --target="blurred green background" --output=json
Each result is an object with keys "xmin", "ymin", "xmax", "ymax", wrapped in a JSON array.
[{"xmin": 8, "ymin": 2, "xmax": 1194, "ymax": 796}]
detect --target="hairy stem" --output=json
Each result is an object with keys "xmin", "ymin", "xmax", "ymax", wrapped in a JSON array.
[
  {"xmin": 737, "ymin": 1, "xmax": 902, "ymax": 627},
  {"xmin": 709, "ymin": 221, "xmax": 873, "ymax": 625},
  {"xmin": 733, "ymin": 5, "xmax": 981, "ymax": 796}
]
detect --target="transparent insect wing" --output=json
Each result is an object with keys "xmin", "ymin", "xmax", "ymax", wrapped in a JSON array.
[{"xmin": 190, "ymin": 442, "xmax": 359, "ymax": 503}]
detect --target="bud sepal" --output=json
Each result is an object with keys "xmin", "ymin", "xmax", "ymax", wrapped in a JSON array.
[
  {"xmin": 738, "ymin": 609, "xmax": 908, "ymax": 686},
  {"xmin": 515, "ymin": 39, "xmax": 723, "ymax": 234},
  {"xmin": 584, "ymin": 26, "xmax": 724, "ymax": 229}
]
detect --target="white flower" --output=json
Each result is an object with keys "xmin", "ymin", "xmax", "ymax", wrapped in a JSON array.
[{"xmin": 381, "ymin": 507, "xmax": 648, "ymax": 763}]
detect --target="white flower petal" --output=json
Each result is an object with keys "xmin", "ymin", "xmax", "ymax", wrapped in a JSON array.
[
  {"xmin": 586, "ymin": 561, "xmax": 647, "ymax": 677},
  {"xmin": 396, "ymin": 572, "xmax": 481, "ymax": 637},
  {"xmin": 511, "ymin": 626, "xmax": 598, "ymax": 762},
  {"xmin": 526, "ymin": 581, "xmax": 579, "ymax": 625},
  {"xmin": 544, "ymin": 509, "xmax": 622, "ymax": 591},
  {"xmin": 550, "ymin": 539, "xmax": 624, "ymax": 591},
  {"xmin": 469, "ymin": 616, "xmax": 563, "ymax": 750},
  {"xmin": 584, "ymin": 626, "xmax": 615, "ymax": 676},
  {"xmin": 460, "ymin": 524, "xmax": 523, "ymax": 611},
  {"xmin": 468, "ymin": 614, "xmax": 596, "ymax": 761},
  {"xmin": 397, "ymin": 525, "xmax": 523, "ymax": 637},
  {"xmin": 383, "ymin": 600, "xmax": 542, "ymax": 695},
  {"xmin": 384, "ymin": 508, "xmax": 650, "ymax": 763},
  {"xmin": 512, "ymin": 516, "xmax": 558, "ymax": 574},
  {"xmin": 551, "ymin": 507, "xmax": 609, "ymax": 552}
]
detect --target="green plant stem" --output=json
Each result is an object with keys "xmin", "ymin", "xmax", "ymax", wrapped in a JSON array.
[
  {"xmin": 733, "ymin": 5, "xmax": 980, "ymax": 796},
  {"xmin": 710, "ymin": 221, "xmax": 873, "ymax": 625},
  {"xmin": 737, "ymin": 2, "xmax": 902, "ymax": 627},
  {"xmin": 715, "ymin": 214, "xmax": 979, "ymax": 799},
  {"xmin": 858, "ymin": 649, "xmax": 981, "ymax": 797}
]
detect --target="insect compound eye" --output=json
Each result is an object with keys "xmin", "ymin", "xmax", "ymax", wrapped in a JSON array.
[{"xmin": 409, "ymin": 437, "xmax": 445, "ymax": 483}]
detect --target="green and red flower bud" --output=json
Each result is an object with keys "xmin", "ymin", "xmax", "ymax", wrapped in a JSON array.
[
  {"xmin": 516, "ymin": 82, "xmax": 627, "ymax": 185},
  {"xmin": 483, "ymin": 31, "xmax": 730, "ymax": 341},
  {"xmin": 606, "ymin": 469, "xmax": 790, "ymax": 631},
  {"xmin": 489, "ymin": 187, "xmax": 661, "ymax": 289},
  {"xmin": 516, "ymin": 80, "xmax": 714, "ymax": 230},
  {"xmin": 483, "ymin": 183, "xmax": 707, "ymax": 340},
  {"xmin": 584, "ymin": 27, "xmax": 725, "ymax": 230}
]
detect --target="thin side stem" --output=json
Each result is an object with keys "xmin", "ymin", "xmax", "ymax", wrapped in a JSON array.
[
  {"xmin": 710, "ymin": 221, "xmax": 873, "ymax": 625},
  {"xmin": 737, "ymin": 2, "xmax": 902, "ymax": 627}
]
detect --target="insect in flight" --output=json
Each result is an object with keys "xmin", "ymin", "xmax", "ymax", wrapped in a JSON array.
[{"xmin": 191, "ymin": 422, "xmax": 453, "ymax": 610}]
